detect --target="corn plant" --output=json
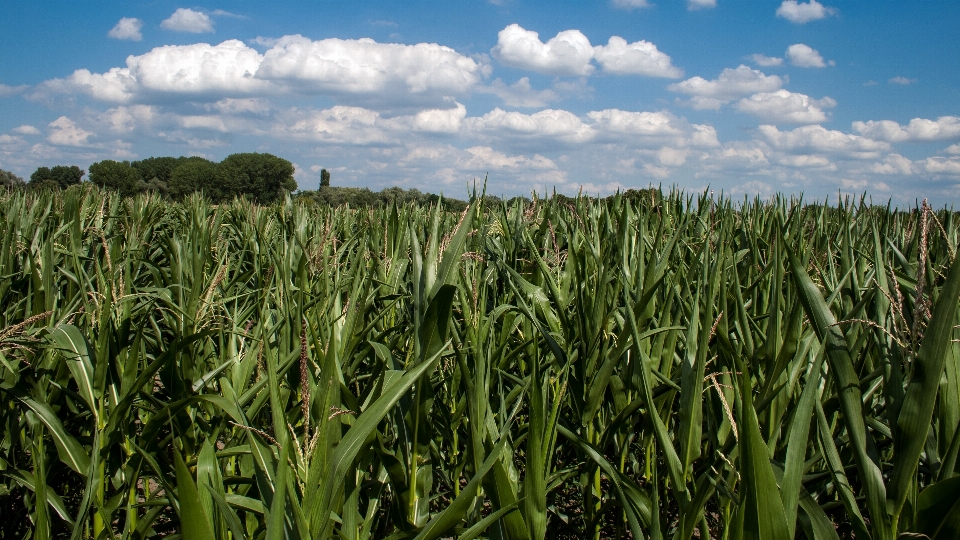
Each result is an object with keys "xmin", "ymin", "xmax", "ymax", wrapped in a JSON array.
[{"xmin": 1, "ymin": 185, "xmax": 958, "ymax": 540}]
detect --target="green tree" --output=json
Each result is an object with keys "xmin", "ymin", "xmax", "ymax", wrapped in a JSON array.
[
  {"xmin": 168, "ymin": 157, "xmax": 218, "ymax": 200},
  {"xmin": 131, "ymin": 157, "xmax": 182, "ymax": 186},
  {"xmin": 215, "ymin": 152, "xmax": 297, "ymax": 204},
  {"xmin": 29, "ymin": 165, "xmax": 84, "ymax": 190},
  {"xmin": 320, "ymin": 168, "xmax": 330, "ymax": 188},
  {"xmin": 89, "ymin": 160, "xmax": 140, "ymax": 196},
  {"xmin": 0, "ymin": 168, "xmax": 25, "ymax": 190}
]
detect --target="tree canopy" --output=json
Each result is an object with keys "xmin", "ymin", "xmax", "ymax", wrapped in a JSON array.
[
  {"xmin": 29, "ymin": 165, "xmax": 84, "ymax": 190},
  {"xmin": 89, "ymin": 160, "xmax": 141, "ymax": 197},
  {"xmin": 80, "ymin": 153, "xmax": 296, "ymax": 202},
  {"xmin": 0, "ymin": 169, "xmax": 25, "ymax": 190}
]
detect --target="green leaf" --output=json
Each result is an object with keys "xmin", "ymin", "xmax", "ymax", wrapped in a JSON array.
[
  {"xmin": 173, "ymin": 449, "xmax": 216, "ymax": 540},
  {"xmin": 48, "ymin": 325, "xmax": 96, "ymax": 414},
  {"xmin": 913, "ymin": 475, "xmax": 960, "ymax": 540},
  {"xmin": 7, "ymin": 387, "xmax": 89, "ymax": 477},
  {"xmin": 890, "ymin": 253, "xmax": 960, "ymax": 518},
  {"xmin": 732, "ymin": 356, "xmax": 791, "ymax": 540},
  {"xmin": 788, "ymin": 248, "xmax": 891, "ymax": 538},
  {"xmin": 310, "ymin": 346, "xmax": 445, "ymax": 539}
]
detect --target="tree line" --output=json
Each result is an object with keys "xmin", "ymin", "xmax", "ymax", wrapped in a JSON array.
[{"xmin": 0, "ymin": 153, "xmax": 298, "ymax": 204}]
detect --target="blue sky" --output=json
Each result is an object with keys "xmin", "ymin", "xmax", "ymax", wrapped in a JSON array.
[{"xmin": 2, "ymin": 1, "xmax": 960, "ymax": 203}]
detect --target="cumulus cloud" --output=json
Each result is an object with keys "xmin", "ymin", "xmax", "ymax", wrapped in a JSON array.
[
  {"xmin": 786, "ymin": 44, "xmax": 827, "ymax": 68},
  {"xmin": 476, "ymin": 78, "xmax": 560, "ymax": 108},
  {"xmin": 946, "ymin": 143, "xmax": 960, "ymax": 155},
  {"xmin": 491, "ymin": 24, "xmax": 594, "ymax": 77},
  {"xmin": 735, "ymin": 90, "xmax": 836, "ymax": 124},
  {"xmin": 466, "ymin": 108, "xmax": 593, "ymax": 143},
  {"xmin": 460, "ymin": 107, "xmax": 717, "ymax": 150},
  {"xmin": 101, "ymin": 105, "xmax": 158, "ymax": 133},
  {"xmin": 611, "ymin": 0, "xmax": 652, "ymax": 9},
  {"xmin": 870, "ymin": 154, "xmax": 913, "ymax": 175},
  {"xmin": 12, "ymin": 125, "xmax": 40, "ymax": 135},
  {"xmin": 750, "ymin": 54, "xmax": 783, "ymax": 67},
  {"xmin": 593, "ymin": 36, "xmax": 682, "ymax": 78},
  {"xmin": 852, "ymin": 116, "xmax": 960, "ymax": 142},
  {"xmin": 669, "ymin": 65, "xmax": 784, "ymax": 108},
  {"xmin": 281, "ymin": 106, "xmax": 394, "ymax": 145},
  {"xmin": 688, "ymin": 0, "xmax": 717, "ymax": 10},
  {"xmin": 759, "ymin": 124, "xmax": 889, "ymax": 158},
  {"xmin": 411, "ymin": 103, "xmax": 468, "ymax": 133},
  {"xmin": 658, "ymin": 147, "xmax": 689, "ymax": 166},
  {"xmin": 917, "ymin": 157, "xmax": 960, "ymax": 175},
  {"xmin": 460, "ymin": 146, "xmax": 557, "ymax": 171},
  {"xmin": 776, "ymin": 1, "xmax": 836, "ymax": 24},
  {"xmin": 259, "ymin": 35, "xmax": 485, "ymax": 101},
  {"xmin": 491, "ymin": 25, "xmax": 680, "ymax": 79},
  {"xmin": 108, "ymin": 17, "xmax": 143, "ymax": 41},
  {"xmin": 161, "ymin": 8, "xmax": 214, "ymax": 33},
  {"xmin": 47, "ymin": 116, "xmax": 94, "ymax": 146},
  {"xmin": 889, "ymin": 76, "xmax": 917, "ymax": 85},
  {"xmin": 35, "ymin": 36, "xmax": 486, "ymax": 107}
]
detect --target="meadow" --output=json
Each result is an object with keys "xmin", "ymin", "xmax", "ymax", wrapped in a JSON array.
[{"xmin": 1, "ymin": 185, "xmax": 958, "ymax": 540}]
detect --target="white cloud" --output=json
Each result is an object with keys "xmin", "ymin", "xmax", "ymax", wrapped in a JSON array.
[
  {"xmin": 946, "ymin": 143, "xmax": 960, "ymax": 155},
  {"xmin": 460, "ymin": 146, "xmax": 558, "ymax": 171},
  {"xmin": 889, "ymin": 76, "xmax": 917, "ymax": 85},
  {"xmin": 101, "ymin": 105, "xmax": 157, "ymax": 133},
  {"xmin": 593, "ymin": 36, "xmax": 682, "ymax": 78},
  {"xmin": 688, "ymin": 0, "xmax": 717, "ymax": 10},
  {"xmin": 918, "ymin": 157, "xmax": 960, "ymax": 175},
  {"xmin": 210, "ymin": 9, "xmax": 246, "ymax": 19},
  {"xmin": 732, "ymin": 180, "xmax": 775, "ymax": 196},
  {"xmin": 466, "ymin": 108, "xmax": 593, "ymax": 143},
  {"xmin": 588, "ymin": 109, "xmax": 674, "ymax": 139},
  {"xmin": 464, "ymin": 107, "xmax": 716, "ymax": 149},
  {"xmin": 669, "ymin": 65, "xmax": 784, "ymax": 105},
  {"xmin": 47, "ymin": 116, "xmax": 94, "ymax": 146},
  {"xmin": 281, "ymin": 106, "xmax": 394, "ymax": 145},
  {"xmin": 38, "ymin": 35, "xmax": 486, "ymax": 108},
  {"xmin": 735, "ymin": 90, "xmax": 836, "ymax": 124},
  {"xmin": 411, "ymin": 103, "xmax": 468, "ymax": 133},
  {"xmin": 476, "ymin": 78, "xmax": 559, "ymax": 108},
  {"xmin": 108, "ymin": 17, "xmax": 143, "ymax": 41},
  {"xmin": 759, "ymin": 124, "xmax": 889, "ymax": 158},
  {"xmin": 208, "ymin": 98, "xmax": 272, "ymax": 115},
  {"xmin": 12, "ymin": 125, "xmax": 40, "ymax": 135},
  {"xmin": 852, "ymin": 116, "xmax": 960, "ymax": 142},
  {"xmin": 36, "ymin": 40, "xmax": 267, "ymax": 103},
  {"xmin": 133, "ymin": 41, "xmax": 266, "ymax": 95},
  {"xmin": 750, "ymin": 54, "xmax": 783, "ymax": 67},
  {"xmin": 786, "ymin": 44, "xmax": 826, "ymax": 68},
  {"xmin": 776, "ymin": 154, "xmax": 835, "ymax": 169},
  {"xmin": 611, "ymin": 0, "xmax": 652, "ymax": 9},
  {"xmin": 0, "ymin": 83, "xmax": 28, "ymax": 97},
  {"xmin": 870, "ymin": 154, "xmax": 913, "ymax": 175},
  {"xmin": 161, "ymin": 8, "xmax": 214, "ymax": 33},
  {"xmin": 776, "ymin": 1, "xmax": 836, "ymax": 24},
  {"xmin": 258, "ymin": 35, "xmax": 485, "ymax": 101},
  {"xmin": 491, "ymin": 24, "xmax": 594, "ymax": 77},
  {"xmin": 658, "ymin": 147, "xmax": 689, "ymax": 166},
  {"xmin": 712, "ymin": 143, "xmax": 770, "ymax": 167}
]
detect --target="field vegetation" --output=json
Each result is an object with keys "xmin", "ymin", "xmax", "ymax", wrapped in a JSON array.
[{"xmin": 1, "ymin": 185, "xmax": 958, "ymax": 539}]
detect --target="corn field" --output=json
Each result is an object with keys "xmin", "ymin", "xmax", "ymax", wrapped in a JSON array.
[{"xmin": 1, "ymin": 185, "xmax": 959, "ymax": 540}]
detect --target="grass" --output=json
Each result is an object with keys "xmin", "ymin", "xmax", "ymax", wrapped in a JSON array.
[{"xmin": 1, "ymin": 184, "xmax": 959, "ymax": 539}]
